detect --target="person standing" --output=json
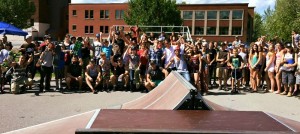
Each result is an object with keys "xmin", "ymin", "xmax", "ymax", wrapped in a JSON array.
[
  {"xmin": 216, "ymin": 43, "xmax": 229, "ymax": 90},
  {"xmin": 38, "ymin": 42, "xmax": 54, "ymax": 92},
  {"xmin": 92, "ymin": 33, "xmax": 102, "ymax": 65},
  {"xmin": 228, "ymin": 48, "xmax": 244, "ymax": 94},
  {"xmin": 264, "ymin": 44, "xmax": 276, "ymax": 92}
]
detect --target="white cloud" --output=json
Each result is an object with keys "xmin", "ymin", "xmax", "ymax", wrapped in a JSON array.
[{"xmin": 71, "ymin": 0, "xmax": 275, "ymax": 14}]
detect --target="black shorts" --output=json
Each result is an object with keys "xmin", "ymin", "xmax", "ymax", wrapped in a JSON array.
[
  {"xmin": 91, "ymin": 76, "xmax": 97, "ymax": 82},
  {"xmin": 140, "ymin": 65, "xmax": 147, "ymax": 75},
  {"xmin": 231, "ymin": 69, "xmax": 242, "ymax": 80}
]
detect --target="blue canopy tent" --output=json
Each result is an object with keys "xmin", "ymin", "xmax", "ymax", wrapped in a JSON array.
[{"xmin": 0, "ymin": 21, "xmax": 28, "ymax": 36}]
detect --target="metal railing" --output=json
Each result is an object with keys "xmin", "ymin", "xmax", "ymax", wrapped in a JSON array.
[{"xmin": 113, "ymin": 25, "xmax": 193, "ymax": 42}]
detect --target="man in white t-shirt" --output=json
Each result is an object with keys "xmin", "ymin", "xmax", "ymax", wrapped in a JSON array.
[
  {"xmin": 238, "ymin": 44, "xmax": 248, "ymax": 88},
  {"xmin": 292, "ymin": 30, "xmax": 300, "ymax": 48},
  {"xmin": 162, "ymin": 39, "xmax": 175, "ymax": 71},
  {"xmin": 92, "ymin": 33, "xmax": 102, "ymax": 65}
]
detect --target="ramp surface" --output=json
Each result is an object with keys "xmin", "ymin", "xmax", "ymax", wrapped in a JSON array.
[
  {"xmin": 121, "ymin": 71, "xmax": 195, "ymax": 110},
  {"xmin": 76, "ymin": 109, "xmax": 295, "ymax": 133}
]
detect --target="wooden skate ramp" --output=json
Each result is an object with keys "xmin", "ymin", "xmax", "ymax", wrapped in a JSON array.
[
  {"xmin": 76, "ymin": 109, "xmax": 297, "ymax": 133},
  {"xmin": 121, "ymin": 71, "xmax": 196, "ymax": 110}
]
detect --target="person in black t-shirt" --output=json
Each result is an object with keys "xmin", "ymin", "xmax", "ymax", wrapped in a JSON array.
[
  {"xmin": 208, "ymin": 41, "xmax": 217, "ymax": 86},
  {"xmin": 144, "ymin": 60, "xmax": 168, "ymax": 91},
  {"xmin": 229, "ymin": 48, "xmax": 244, "ymax": 94},
  {"xmin": 66, "ymin": 56, "xmax": 83, "ymax": 91},
  {"xmin": 20, "ymin": 35, "xmax": 36, "ymax": 78}
]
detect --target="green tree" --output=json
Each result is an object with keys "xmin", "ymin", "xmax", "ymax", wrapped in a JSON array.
[
  {"xmin": 0, "ymin": 0, "xmax": 35, "ymax": 29},
  {"xmin": 253, "ymin": 12, "xmax": 265, "ymax": 41},
  {"xmin": 124, "ymin": 0, "xmax": 183, "ymax": 30},
  {"xmin": 263, "ymin": 0, "xmax": 300, "ymax": 42}
]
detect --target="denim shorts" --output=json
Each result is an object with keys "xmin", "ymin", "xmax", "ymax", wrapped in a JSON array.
[{"xmin": 282, "ymin": 71, "xmax": 295, "ymax": 85}]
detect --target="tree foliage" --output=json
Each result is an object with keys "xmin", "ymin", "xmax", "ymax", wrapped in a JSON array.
[
  {"xmin": 263, "ymin": 0, "xmax": 300, "ymax": 42},
  {"xmin": 253, "ymin": 12, "xmax": 264, "ymax": 41},
  {"xmin": 124, "ymin": 0, "xmax": 183, "ymax": 29},
  {"xmin": 0, "ymin": 0, "xmax": 35, "ymax": 29}
]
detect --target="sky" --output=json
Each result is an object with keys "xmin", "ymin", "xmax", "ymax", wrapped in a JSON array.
[{"xmin": 72, "ymin": 0, "xmax": 275, "ymax": 15}]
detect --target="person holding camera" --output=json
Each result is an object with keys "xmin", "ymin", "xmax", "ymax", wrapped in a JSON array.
[
  {"xmin": 37, "ymin": 42, "xmax": 55, "ymax": 92},
  {"xmin": 11, "ymin": 54, "xmax": 34, "ymax": 94}
]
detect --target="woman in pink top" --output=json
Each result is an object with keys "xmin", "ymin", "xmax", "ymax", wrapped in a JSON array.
[{"xmin": 275, "ymin": 43, "xmax": 285, "ymax": 94}]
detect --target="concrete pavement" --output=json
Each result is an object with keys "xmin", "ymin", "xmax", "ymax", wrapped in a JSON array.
[
  {"xmin": 0, "ymin": 90, "xmax": 145, "ymax": 133},
  {"xmin": 203, "ymin": 88, "xmax": 300, "ymax": 122}
]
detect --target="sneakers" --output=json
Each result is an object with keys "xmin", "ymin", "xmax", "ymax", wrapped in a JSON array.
[
  {"xmin": 112, "ymin": 85, "xmax": 117, "ymax": 91},
  {"xmin": 136, "ymin": 82, "xmax": 140, "ymax": 89},
  {"xmin": 287, "ymin": 92, "xmax": 292, "ymax": 97},
  {"xmin": 280, "ymin": 91, "xmax": 288, "ymax": 95}
]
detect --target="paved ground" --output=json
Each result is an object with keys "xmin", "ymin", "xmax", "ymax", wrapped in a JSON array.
[
  {"xmin": 0, "ymin": 89, "xmax": 145, "ymax": 133},
  {"xmin": 203, "ymin": 87, "xmax": 300, "ymax": 122},
  {"xmin": 1, "ymin": 79, "xmax": 300, "ymax": 133}
]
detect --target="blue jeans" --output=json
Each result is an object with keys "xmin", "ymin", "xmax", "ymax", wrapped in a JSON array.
[{"xmin": 177, "ymin": 70, "xmax": 190, "ymax": 82}]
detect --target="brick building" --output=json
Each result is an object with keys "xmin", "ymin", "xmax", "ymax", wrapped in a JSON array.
[
  {"xmin": 25, "ymin": 0, "xmax": 70, "ymax": 41},
  {"xmin": 69, "ymin": 3, "xmax": 254, "ymax": 42}
]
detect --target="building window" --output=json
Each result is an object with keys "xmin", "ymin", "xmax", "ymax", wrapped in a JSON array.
[
  {"xmin": 85, "ymin": 10, "xmax": 89, "ymax": 19},
  {"xmin": 85, "ymin": 10, "xmax": 93, "ymax": 19},
  {"xmin": 207, "ymin": 27, "xmax": 216, "ymax": 35},
  {"xmin": 105, "ymin": 10, "xmax": 109, "ymax": 19},
  {"xmin": 100, "ymin": 26, "xmax": 109, "ymax": 33},
  {"xmin": 72, "ymin": 10, "xmax": 77, "ymax": 16},
  {"xmin": 90, "ymin": 10, "xmax": 94, "ymax": 19},
  {"xmin": 220, "ymin": 11, "xmax": 230, "ymax": 20},
  {"xmin": 100, "ymin": 26, "xmax": 104, "ymax": 33},
  {"xmin": 85, "ymin": 26, "xmax": 89, "ymax": 34},
  {"xmin": 232, "ymin": 10, "xmax": 243, "ymax": 20},
  {"xmin": 219, "ymin": 27, "xmax": 229, "ymax": 35},
  {"xmin": 72, "ymin": 25, "xmax": 76, "ymax": 31},
  {"xmin": 90, "ymin": 26, "xmax": 94, "ymax": 34},
  {"xmin": 183, "ymin": 11, "xmax": 193, "ymax": 20},
  {"xmin": 100, "ymin": 10, "xmax": 109, "ymax": 19},
  {"xmin": 115, "ymin": 10, "xmax": 125, "ymax": 19},
  {"xmin": 207, "ymin": 11, "xmax": 217, "ymax": 20},
  {"xmin": 232, "ymin": 27, "xmax": 242, "ymax": 35},
  {"xmin": 105, "ymin": 26, "xmax": 109, "ymax": 33},
  {"xmin": 195, "ymin": 11, "xmax": 205, "ymax": 20},
  {"xmin": 195, "ymin": 27, "xmax": 204, "ymax": 35}
]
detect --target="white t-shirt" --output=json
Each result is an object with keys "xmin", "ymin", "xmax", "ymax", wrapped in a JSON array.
[
  {"xmin": 93, "ymin": 41, "xmax": 102, "ymax": 59},
  {"xmin": 239, "ymin": 52, "xmax": 247, "ymax": 63},
  {"xmin": 164, "ymin": 46, "xmax": 175, "ymax": 68}
]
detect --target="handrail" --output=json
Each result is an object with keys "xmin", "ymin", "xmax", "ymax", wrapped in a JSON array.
[{"xmin": 113, "ymin": 25, "xmax": 193, "ymax": 43}]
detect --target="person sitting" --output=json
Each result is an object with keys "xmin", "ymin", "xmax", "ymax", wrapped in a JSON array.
[
  {"xmin": 10, "ymin": 54, "xmax": 33, "ymax": 94},
  {"xmin": 85, "ymin": 59, "xmax": 101, "ymax": 94},
  {"xmin": 65, "ymin": 56, "xmax": 83, "ymax": 92},
  {"xmin": 144, "ymin": 60, "xmax": 168, "ymax": 91},
  {"xmin": 110, "ymin": 57, "xmax": 128, "ymax": 91}
]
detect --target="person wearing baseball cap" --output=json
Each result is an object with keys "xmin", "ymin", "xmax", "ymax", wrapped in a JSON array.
[
  {"xmin": 20, "ymin": 34, "xmax": 36, "ymax": 79},
  {"xmin": 144, "ymin": 60, "xmax": 168, "ymax": 91},
  {"xmin": 93, "ymin": 33, "xmax": 102, "ymax": 65},
  {"xmin": 165, "ymin": 44, "xmax": 190, "ymax": 82}
]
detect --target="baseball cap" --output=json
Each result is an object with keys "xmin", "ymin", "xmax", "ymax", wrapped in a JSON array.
[
  {"xmin": 25, "ymin": 35, "xmax": 32, "ymax": 40},
  {"xmin": 44, "ymin": 35, "xmax": 51, "ymax": 40},
  {"xmin": 131, "ymin": 46, "xmax": 138, "ymax": 50},
  {"xmin": 96, "ymin": 33, "xmax": 100, "ymax": 38}
]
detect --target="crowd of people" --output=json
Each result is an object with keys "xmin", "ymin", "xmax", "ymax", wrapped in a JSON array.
[{"xmin": 0, "ymin": 27, "xmax": 300, "ymax": 97}]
